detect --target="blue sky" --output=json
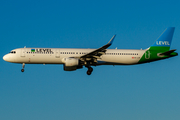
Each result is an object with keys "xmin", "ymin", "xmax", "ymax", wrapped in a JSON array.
[{"xmin": 1, "ymin": 0, "xmax": 180, "ymax": 120}]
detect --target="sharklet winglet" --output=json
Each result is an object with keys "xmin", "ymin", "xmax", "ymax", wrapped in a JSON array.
[{"xmin": 108, "ymin": 34, "xmax": 116, "ymax": 45}]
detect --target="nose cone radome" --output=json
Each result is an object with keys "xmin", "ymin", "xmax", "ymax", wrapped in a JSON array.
[
  {"xmin": 3, "ymin": 54, "xmax": 14, "ymax": 62},
  {"xmin": 3, "ymin": 54, "xmax": 8, "ymax": 61}
]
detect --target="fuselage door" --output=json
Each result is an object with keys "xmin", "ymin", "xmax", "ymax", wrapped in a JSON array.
[
  {"xmin": 21, "ymin": 48, "xmax": 26, "ymax": 57},
  {"xmin": 55, "ymin": 49, "xmax": 60, "ymax": 58}
]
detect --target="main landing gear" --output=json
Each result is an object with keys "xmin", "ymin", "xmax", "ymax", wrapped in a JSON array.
[
  {"xmin": 86, "ymin": 67, "xmax": 93, "ymax": 75},
  {"xmin": 21, "ymin": 63, "xmax": 25, "ymax": 72}
]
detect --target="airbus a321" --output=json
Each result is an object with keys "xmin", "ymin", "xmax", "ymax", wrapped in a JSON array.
[{"xmin": 3, "ymin": 27, "xmax": 178, "ymax": 75}]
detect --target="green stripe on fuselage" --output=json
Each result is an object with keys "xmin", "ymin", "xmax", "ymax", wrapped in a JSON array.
[{"xmin": 149, "ymin": 46, "xmax": 170, "ymax": 51}]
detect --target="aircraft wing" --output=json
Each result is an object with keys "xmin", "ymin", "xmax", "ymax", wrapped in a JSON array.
[{"xmin": 80, "ymin": 35, "xmax": 116, "ymax": 59}]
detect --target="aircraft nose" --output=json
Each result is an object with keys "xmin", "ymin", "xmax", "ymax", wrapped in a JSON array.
[
  {"xmin": 3, "ymin": 54, "xmax": 16, "ymax": 62},
  {"xmin": 3, "ymin": 55, "xmax": 8, "ymax": 61},
  {"xmin": 3, "ymin": 54, "xmax": 12, "ymax": 62}
]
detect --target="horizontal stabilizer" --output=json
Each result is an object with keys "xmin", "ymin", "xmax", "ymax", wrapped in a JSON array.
[{"xmin": 159, "ymin": 49, "xmax": 176, "ymax": 55}]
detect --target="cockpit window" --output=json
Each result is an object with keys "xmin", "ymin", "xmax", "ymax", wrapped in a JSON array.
[{"xmin": 9, "ymin": 51, "xmax": 16, "ymax": 54}]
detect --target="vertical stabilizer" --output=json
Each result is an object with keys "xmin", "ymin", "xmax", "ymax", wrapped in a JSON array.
[{"xmin": 149, "ymin": 27, "xmax": 175, "ymax": 51}]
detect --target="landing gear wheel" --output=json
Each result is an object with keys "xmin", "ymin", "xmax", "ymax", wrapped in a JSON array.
[
  {"xmin": 87, "ymin": 71, "xmax": 92, "ymax": 75},
  {"xmin": 21, "ymin": 69, "xmax": 24, "ymax": 72},
  {"xmin": 86, "ymin": 67, "xmax": 93, "ymax": 75},
  {"xmin": 21, "ymin": 63, "xmax": 25, "ymax": 72},
  {"xmin": 89, "ymin": 67, "xmax": 93, "ymax": 72}
]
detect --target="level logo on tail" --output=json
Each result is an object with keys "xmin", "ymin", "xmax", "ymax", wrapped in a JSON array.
[{"xmin": 150, "ymin": 27, "xmax": 175, "ymax": 51}]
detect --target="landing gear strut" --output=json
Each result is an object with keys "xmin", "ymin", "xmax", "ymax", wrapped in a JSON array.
[
  {"xmin": 21, "ymin": 63, "xmax": 25, "ymax": 72},
  {"xmin": 86, "ymin": 67, "xmax": 93, "ymax": 75}
]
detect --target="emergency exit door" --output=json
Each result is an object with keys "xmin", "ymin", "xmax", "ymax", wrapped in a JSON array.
[{"xmin": 55, "ymin": 49, "xmax": 60, "ymax": 58}]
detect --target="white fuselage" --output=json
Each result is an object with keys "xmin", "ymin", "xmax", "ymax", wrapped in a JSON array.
[
  {"xmin": 3, "ymin": 48, "xmax": 146, "ymax": 65},
  {"xmin": 3, "ymin": 28, "xmax": 177, "ymax": 75}
]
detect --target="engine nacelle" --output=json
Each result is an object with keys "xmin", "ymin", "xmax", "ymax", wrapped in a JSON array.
[
  {"xmin": 62, "ymin": 58, "xmax": 83, "ymax": 71},
  {"xmin": 63, "ymin": 65, "xmax": 77, "ymax": 71},
  {"xmin": 62, "ymin": 57, "xmax": 79, "ymax": 66}
]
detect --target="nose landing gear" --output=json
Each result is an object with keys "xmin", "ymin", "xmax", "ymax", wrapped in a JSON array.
[
  {"xmin": 21, "ymin": 63, "xmax": 25, "ymax": 72},
  {"xmin": 86, "ymin": 67, "xmax": 93, "ymax": 75}
]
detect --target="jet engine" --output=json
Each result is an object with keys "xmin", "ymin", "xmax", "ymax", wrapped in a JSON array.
[{"xmin": 62, "ymin": 58, "xmax": 83, "ymax": 71}]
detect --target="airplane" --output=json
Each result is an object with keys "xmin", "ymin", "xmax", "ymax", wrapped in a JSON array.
[{"xmin": 3, "ymin": 27, "xmax": 178, "ymax": 75}]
